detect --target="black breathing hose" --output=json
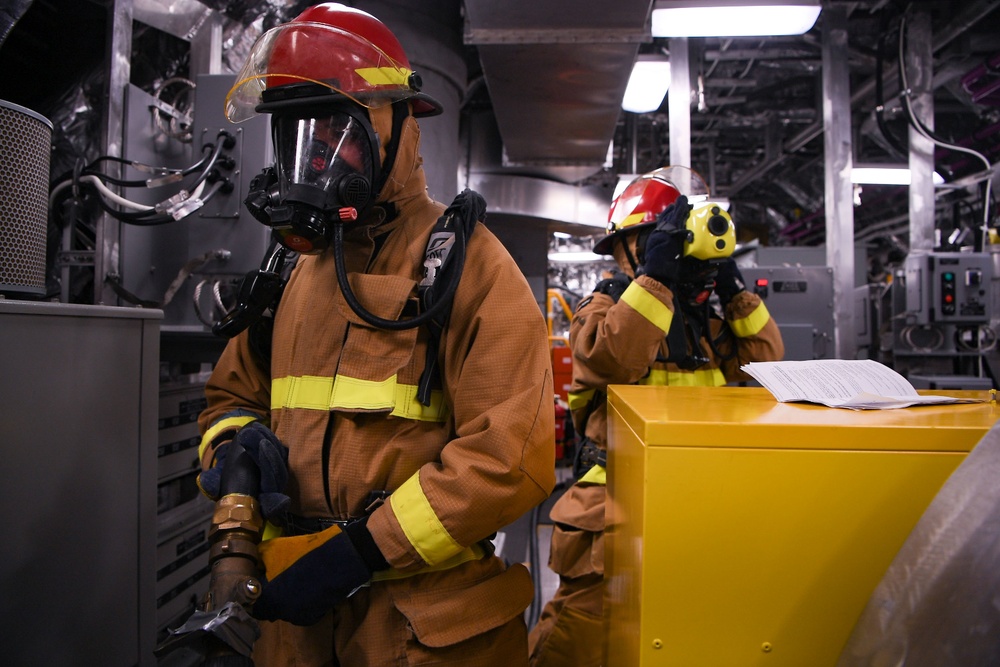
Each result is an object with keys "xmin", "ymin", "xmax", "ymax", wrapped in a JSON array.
[{"xmin": 331, "ymin": 191, "xmax": 483, "ymax": 330}]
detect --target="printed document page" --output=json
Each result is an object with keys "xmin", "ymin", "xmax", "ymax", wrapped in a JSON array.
[{"xmin": 741, "ymin": 359, "xmax": 983, "ymax": 410}]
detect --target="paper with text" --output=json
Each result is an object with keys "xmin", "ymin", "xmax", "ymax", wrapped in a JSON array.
[{"xmin": 741, "ymin": 359, "xmax": 984, "ymax": 410}]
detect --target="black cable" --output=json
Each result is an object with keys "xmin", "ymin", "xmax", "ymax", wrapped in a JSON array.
[
  {"xmin": 82, "ymin": 141, "xmax": 216, "ymax": 187},
  {"xmin": 185, "ymin": 132, "xmax": 234, "ymax": 191},
  {"xmin": 331, "ymin": 193, "xmax": 482, "ymax": 331},
  {"xmin": 875, "ymin": 19, "xmax": 908, "ymax": 158},
  {"xmin": 92, "ymin": 178, "xmax": 229, "ymax": 226},
  {"xmin": 333, "ymin": 221, "xmax": 466, "ymax": 329},
  {"xmin": 897, "ymin": 13, "xmax": 964, "ymax": 150}
]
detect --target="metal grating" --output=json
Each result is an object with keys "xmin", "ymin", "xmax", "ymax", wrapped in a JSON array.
[{"xmin": 0, "ymin": 100, "xmax": 51, "ymax": 296}]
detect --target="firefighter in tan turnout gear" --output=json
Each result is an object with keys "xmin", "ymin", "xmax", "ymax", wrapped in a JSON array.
[
  {"xmin": 194, "ymin": 4, "xmax": 556, "ymax": 665},
  {"xmin": 527, "ymin": 167, "xmax": 784, "ymax": 667}
]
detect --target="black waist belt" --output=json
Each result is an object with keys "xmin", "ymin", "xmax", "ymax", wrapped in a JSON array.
[
  {"xmin": 284, "ymin": 514, "xmax": 350, "ymax": 536},
  {"xmin": 284, "ymin": 491, "xmax": 391, "ymax": 536},
  {"xmin": 573, "ymin": 437, "xmax": 607, "ymax": 479}
]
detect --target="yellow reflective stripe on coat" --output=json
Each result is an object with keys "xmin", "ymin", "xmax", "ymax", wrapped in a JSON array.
[
  {"xmin": 579, "ymin": 465, "xmax": 606, "ymax": 485},
  {"xmin": 640, "ymin": 367, "xmax": 726, "ymax": 387},
  {"xmin": 567, "ymin": 388, "xmax": 596, "ymax": 412},
  {"xmin": 198, "ymin": 415, "xmax": 258, "ymax": 460},
  {"xmin": 355, "ymin": 66, "xmax": 411, "ymax": 86},
  {"xmin": 730, "ymin": 301, "xmax": 771, "ymax": 338},
  {"xmin": 391, "ymin": 472, "xmax": 464, "ymax": 565},
  {"xmin": 620, "ymin": 281, "xmax": 673, "ymax": 333},
  {"xmin": 270, "ymin": 375, "xmax": 449, "ymax": 422}
]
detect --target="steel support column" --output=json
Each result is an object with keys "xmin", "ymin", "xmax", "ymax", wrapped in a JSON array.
[
  {"xmin": 906, "ymin": 10, "xmax": 936, "ymax": 251},
  {"xmin": 95, "ymin": 0, "xmax": 132, "ymax": 305},
  {"xmin": 669, "ymin": 36, "xmax": 692, "ymax": 186},
  {"xmin": 821, "ymin": 5, "xmax": 856, "ymax": 358}
]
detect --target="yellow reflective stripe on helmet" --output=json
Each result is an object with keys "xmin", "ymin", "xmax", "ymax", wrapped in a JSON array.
[
  {"xmin": 270, "ymin": 375, "xmax": 449, "ymax": 422},
  {"xmin": 355, "ymin": 66, "xmax": 411, "ymax": 86},
  {"xmin": 567, "ymin": 388, "xmax": 596, "ymax": 412},
  {"xmin": 198, "ymin": 415, "xmax": 258, "ymax": 460},
  {"xmin": 640, "ymin": 367, "xmax": 726, "ymax": 387},
  {"xmin": 579, "ymin": 465, "xmax": 606, "ymax": 485},
  {"xmin": 617, "ymin": 211, "xmax": 645, "ymax": 231},
  {"xmin": 391, "ymin": 472, "xmax": 463, "ymax": 566},
  {"xmin": 620, "ymin": 281, "xmax": 673, "ymax": 333},
  {"xmin": 730, "ymin": 301, "xmax": 771, "ymax": 338}
]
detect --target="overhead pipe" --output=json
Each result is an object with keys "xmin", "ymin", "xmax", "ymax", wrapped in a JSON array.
[{"xmin": 725, "ymin": 0, "xmax": 1000, "ymax": 197}]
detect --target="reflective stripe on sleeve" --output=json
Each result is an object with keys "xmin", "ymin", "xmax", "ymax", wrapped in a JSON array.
[
  {"xmin": 620, "ymin": 281, "xmax": 673, "ymax": 333},
  {"xmin": 730, "ymin": 301, "xmax": 771, "ymax": 338},
  {"xmin": 579, "ymin": 465, "xmax": 606, "ymax": 485},
  {"xmin": 567, "ymin": 388, "xmax": 596, "ymax": 412},
  {"xmin": 270, "ymin": 374, "xmax": 449, "ymax": 422},
  {"xmin": 390, "ymin": 472, "xmax": 464, "ymax": 566},
  {"xmin": 640, "ymin": 367, "xmax": 726, "ymax": 387},
  {"xmin": 198, "ymin": 414, "xmax": 259, "ymax": 460}
]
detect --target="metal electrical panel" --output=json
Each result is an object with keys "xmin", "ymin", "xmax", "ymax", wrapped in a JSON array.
[
  {"xmin": 740, "ymin": 265, "xmax": 836, "ymax": 360},
  {"xmin": 904, "ymin": 251, "xmax": 993, "ymax": 326},
  {"xmin": 120, "ymin": 75, "xmax": 271, "ymax": 331}
]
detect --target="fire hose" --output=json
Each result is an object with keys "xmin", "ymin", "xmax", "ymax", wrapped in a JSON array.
[{"xmin": 155, "ymin": 439, "xmax": 265, "ymax": 665}]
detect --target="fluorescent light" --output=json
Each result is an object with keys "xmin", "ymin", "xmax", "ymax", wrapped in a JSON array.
[
  {"xmin": 548, "ymin": 251, "xmax": 609, "ymax": 263},
  {"xmin": 652, "ymin": 1, "xmax": 821, "ymax": 38},
  {"xmin": 622, "ymin": 56, "xmax": 671, "ymax": 113},
  {"xmin": 851, "ymin": 166, "xmax": 945, "ymax": 186}
]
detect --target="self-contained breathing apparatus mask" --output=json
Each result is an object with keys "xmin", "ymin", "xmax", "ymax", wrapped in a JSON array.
[{"xmin": 244, "ymin": 101, "xmax": 379, "ymax": 255}]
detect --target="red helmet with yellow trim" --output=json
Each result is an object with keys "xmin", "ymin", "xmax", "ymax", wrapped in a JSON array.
[
  {"xmin": 594, "ymin": 166, "xmax": 709, "ymax": 255},
  {"xmin": 225, "ymin": 3, "xmax": 442, "ymax": 123}
]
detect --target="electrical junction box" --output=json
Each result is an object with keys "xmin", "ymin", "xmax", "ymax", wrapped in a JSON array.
[
  {"xmin": 604, "ymin": 385, "xmax": 999, "ymax": 667},
  {"xmin": 904, "ymin": 251, "xmax": 993, "ymax": 326},
  {"xmin": 740, "ymin": 266, "xmax": 835, "ymax": 360}
]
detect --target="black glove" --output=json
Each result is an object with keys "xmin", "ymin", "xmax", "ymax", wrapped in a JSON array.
[
  {"xmin": 197, "ymin": 422, "xmax": 291, "ymax": 524},
  {"xmin": 641, "ymin": 195, "xmax": 692, "ymax": 286},
  {"xmin": 252, "ymin": 516, "xmax": 389, "ymax": 626},
  {"xmin": 594, "ymin": 272, "xmax": 632, "ymax": 302},
  {"xmin": 714, "ymin": 257, "xmax": 747, "ymax": 306}
]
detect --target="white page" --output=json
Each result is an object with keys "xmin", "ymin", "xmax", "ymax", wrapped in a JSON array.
[{"xmin": 741, "ymin": 359, "xmax": 983, "ymax": 410}]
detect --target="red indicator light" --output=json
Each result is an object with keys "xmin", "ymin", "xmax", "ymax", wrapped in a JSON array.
[
  {"xmin": 756, "ymin": 278, "xmax": 769, "ymax": 287},
  {"xmin": 944, "ymin": 294, "xmax": 954, "ymax": 303}
]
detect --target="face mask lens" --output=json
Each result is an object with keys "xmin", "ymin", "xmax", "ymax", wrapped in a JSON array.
[
  {"xmin": 273, "ymin": 113, "xmax": 372, "ymax": 199},
  {"xmin": 306, "ymin": 139, "xmax": 333, "ymax": 175}
]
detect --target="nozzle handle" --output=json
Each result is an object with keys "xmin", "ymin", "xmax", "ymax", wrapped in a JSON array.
[{"xmin": 220, "ymin": 438, "xmax": 261, "ymax": 498}]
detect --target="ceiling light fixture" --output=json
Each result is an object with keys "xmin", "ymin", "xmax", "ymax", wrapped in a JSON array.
[
  {"xmin": 851, "ymin": 165, "xmax": 945, "ymax": 186},
  {"xmin": 651, "ymin": 0, "xmax": 821, "ymax": 38},
  {"xmin": 622, "ymin": 55, "xmax": 671, "ymax": 113}
]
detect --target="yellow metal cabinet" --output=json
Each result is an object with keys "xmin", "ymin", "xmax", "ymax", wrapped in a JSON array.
[{"xmin": 605, "ymin": 385, "xmax": 999, "ymax": 667}]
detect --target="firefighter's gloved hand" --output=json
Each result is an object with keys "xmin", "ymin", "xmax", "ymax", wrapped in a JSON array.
[
  {"xmin": 252, "ymin": 516, "xmax": 389, "ymax": 626},
  {"xmin": 714, "ymin": 257, "xmax": 747, "ymax": 307},
  {"xmin": 594, "ymin": 272, "xmax": 631, "ymax": 302},
  {"xmin": 641, "ymin": 195, "xmax": 692, "ymax": 287},
  {"xmin": 197, "ymin": 422, "xmax": 291, "ymax": 523}
]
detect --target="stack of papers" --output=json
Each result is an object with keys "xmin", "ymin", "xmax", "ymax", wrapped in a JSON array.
[{"xmin": 741, "ymin": 359, "xmax": 985, "ymax": 410}]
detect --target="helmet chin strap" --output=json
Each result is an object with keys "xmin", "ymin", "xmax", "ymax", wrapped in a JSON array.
[{"xmin": 621, "ymin": 236, "xmax": 641, "ymax": 276}]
